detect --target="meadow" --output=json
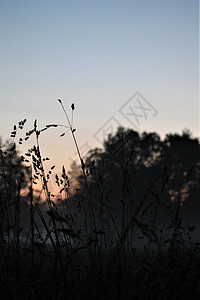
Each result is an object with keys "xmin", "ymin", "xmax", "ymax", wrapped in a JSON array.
[{"xmin": 0, "ymin": 101, "xmax": 200, "ymax": 299}]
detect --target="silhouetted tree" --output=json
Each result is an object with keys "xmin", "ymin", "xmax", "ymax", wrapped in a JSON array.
[
  {"xmin": 0, "ymin": 138, "xmax": 29, "ymax": 195},
  {"xmin": 0, "ymin": 138, "xmax": 30, "ymax": 243},
  {"xmin": 69, "ymin": 127, "xmax": 200, "ymax": 245}
]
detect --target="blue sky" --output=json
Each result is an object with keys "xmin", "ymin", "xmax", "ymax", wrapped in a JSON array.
[{"xmin": 0, "ymin": 0, "xmax": 199, "ymax": 172}]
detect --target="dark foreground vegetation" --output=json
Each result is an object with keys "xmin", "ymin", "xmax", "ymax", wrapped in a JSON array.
[{"xmin": 0, "ymin": 102, "xmax": 200, "ymax": 299}]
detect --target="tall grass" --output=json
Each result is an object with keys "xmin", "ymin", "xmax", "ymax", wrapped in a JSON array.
[{"xmin": 0, "ymin": 103, "xmax": 199, "ymax": 299}]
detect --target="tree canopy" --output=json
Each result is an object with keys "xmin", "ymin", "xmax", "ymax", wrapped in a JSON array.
[{"xmin": 69, "ymin": 127, "xmax": 200, "ymax": 244}]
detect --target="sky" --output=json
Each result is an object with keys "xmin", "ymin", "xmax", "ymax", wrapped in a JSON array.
[{"xmin": 0, "ymin": 0, "xmax": 199, "ymax": 176}]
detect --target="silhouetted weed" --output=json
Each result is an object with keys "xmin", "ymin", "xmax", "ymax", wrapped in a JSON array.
[{"xmin": 0, "ymin": 105, "xmax": 199, "ymax": 299}]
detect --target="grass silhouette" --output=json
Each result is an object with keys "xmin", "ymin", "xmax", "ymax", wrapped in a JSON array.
[{"xmin": 0, "ymin": 102, "xmax": 200, "ymax": 299}]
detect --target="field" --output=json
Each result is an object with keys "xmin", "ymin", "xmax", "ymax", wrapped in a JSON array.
[{"xmin": 0, "ymin": 103, "xmax": 200, "ymax": 299}]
